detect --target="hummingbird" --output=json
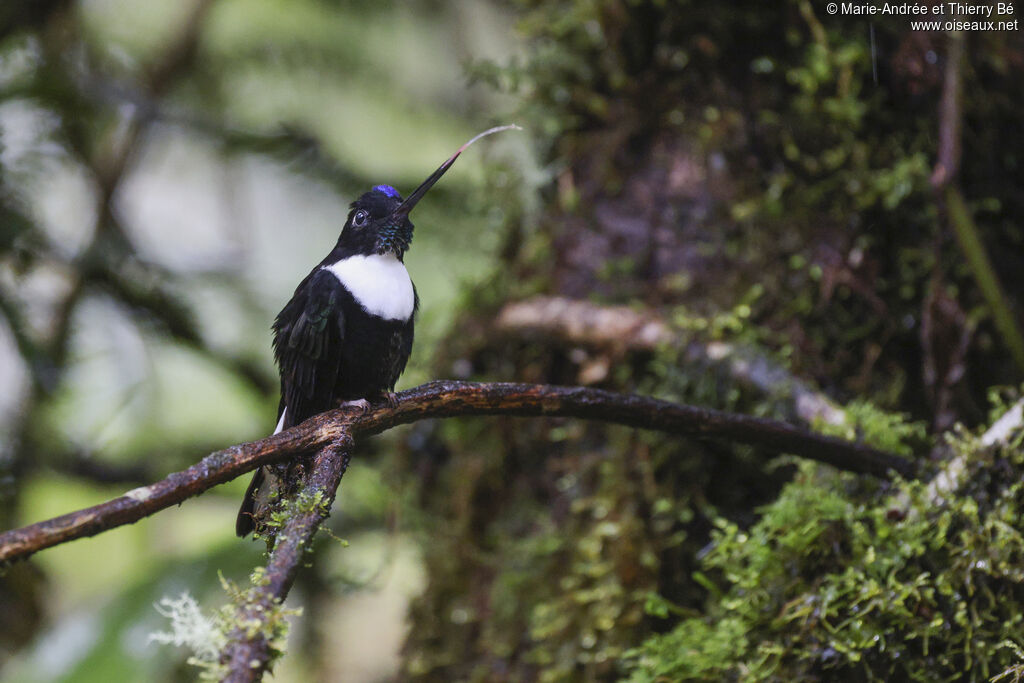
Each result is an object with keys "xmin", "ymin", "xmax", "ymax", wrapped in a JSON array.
[{"xmin": 236, "ymin": 124, "xmax": 519, "ymax": 537}]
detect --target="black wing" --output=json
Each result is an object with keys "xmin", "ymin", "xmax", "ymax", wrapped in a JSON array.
[
  {"xmin": 272, "ymin": 268, "xmax": 347, "ymax": 429},
  {"xmin": 237, "ymin": 268, "xmax": 346, "ymax": 536}
]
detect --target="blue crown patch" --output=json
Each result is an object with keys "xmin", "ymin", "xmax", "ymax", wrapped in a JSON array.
[{"xmin": 373, "ymin": 184, "xmax": 401, "ymax": 198}]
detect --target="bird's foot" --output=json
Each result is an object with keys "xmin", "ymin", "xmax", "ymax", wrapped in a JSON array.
[
  {"xmin": 338, "ymin": 398, "xmax": 371, "ymax": 415},
  {"xmin": 381, "ymin": 391, "xmax": 399, "ymax": 409}
]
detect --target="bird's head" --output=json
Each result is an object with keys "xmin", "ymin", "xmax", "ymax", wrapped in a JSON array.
[
  {"xmin": 335, "ymin": 124, "xmax": 521, "ymax": 261},
  {"xmin": 340, "ymin": 184, "xmax": 416, "ymax": 259}
]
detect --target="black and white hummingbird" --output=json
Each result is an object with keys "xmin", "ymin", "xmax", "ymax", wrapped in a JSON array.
[{"xmin": 236, "ymin": 124, "xmax": 519, "ymax": 537}]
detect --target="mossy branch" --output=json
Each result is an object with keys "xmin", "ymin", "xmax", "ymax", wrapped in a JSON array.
[
  {"xmin": 220, "ymin": 440, "xmax": 351, "ymax": 682},
  {"xmin": 0, "ymin": 381, "xmax": 916, "ymax": 568}
]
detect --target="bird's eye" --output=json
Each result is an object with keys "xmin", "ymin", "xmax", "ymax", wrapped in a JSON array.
[{"xmin": 353, "ymin": 210, "xmax": 369, "ymax": 227}]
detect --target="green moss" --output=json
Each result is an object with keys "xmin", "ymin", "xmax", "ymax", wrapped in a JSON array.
[
  {"xmin": 817, "ymin": 400, "xmax": 928, "ymax": 456},
  {"xmin": 624, "ymin": 399, "xmax": 1024, "ymax": 682},
  {"xmin": 252, "ymin": 481, "xmax": 332, "ymax": 546},
  {"xmin": 220, "ymin": 573, "xmax": 301, "ymax": 669}
]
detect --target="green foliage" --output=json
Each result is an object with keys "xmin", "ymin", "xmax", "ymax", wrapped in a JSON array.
[{"xmin": 625, "ymin": 401, "xmax": 1024, "ymax": 682}]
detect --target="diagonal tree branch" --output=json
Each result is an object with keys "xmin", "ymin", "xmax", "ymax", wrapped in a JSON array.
[
  {"xmin": 220, "ymin": 437, "xmax": 352, "ymax": 682},
  {"xmin": 0, "ymin": 380, "xmax": 916, "ymax": 567}
]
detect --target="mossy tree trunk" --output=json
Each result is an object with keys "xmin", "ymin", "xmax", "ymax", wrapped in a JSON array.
[{"xmin": 399, "ymin": 1, "xmax": 1024, "ymax": 680}]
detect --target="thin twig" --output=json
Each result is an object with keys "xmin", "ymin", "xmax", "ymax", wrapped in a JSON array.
[
  {"xmin": 930, "ymin": 31, "xmax": 964, "ymax": 190},
  {"xmin": 0, "ymin": 381, "xmax": 915, "ymax": 566}
]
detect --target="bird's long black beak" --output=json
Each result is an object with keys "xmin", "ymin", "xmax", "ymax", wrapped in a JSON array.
[{"xmin": 390, "ymin": 124, "xmax": 521, "ymax": 220}]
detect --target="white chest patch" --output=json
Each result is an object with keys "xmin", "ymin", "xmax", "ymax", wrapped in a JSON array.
[{"xmin": 324, "ymin": 254, "xmax": 415, "ymax": 321}]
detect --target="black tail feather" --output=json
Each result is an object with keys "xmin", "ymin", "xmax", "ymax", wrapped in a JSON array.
[{"xmin": 235, "ymin": 468, "xmax": 264, "ymax": 537}]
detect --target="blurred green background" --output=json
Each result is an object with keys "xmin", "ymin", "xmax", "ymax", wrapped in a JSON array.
[{"xmin": 0, "ymin": 1, "xmax": 531, "ymax": 680}]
